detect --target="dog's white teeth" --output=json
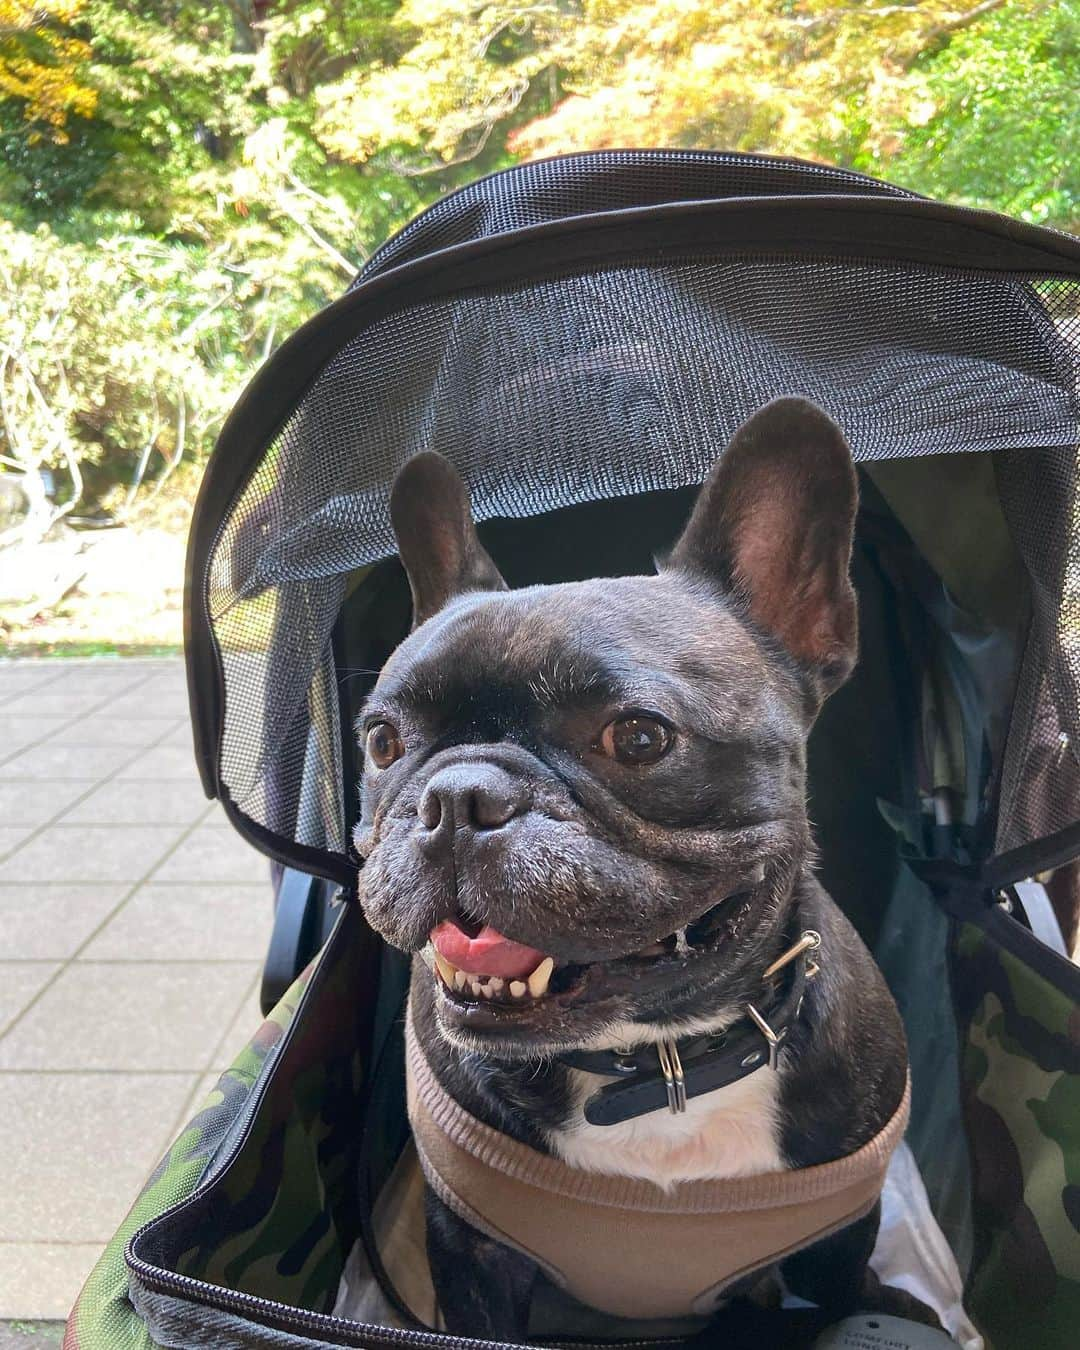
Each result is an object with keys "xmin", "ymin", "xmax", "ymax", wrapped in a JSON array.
[
  {"xmin": 674, "ymin": 927, "xmax": 691, "ymax": 955},
  {"xmin": 436, "ymin": 963, "xmax": 552, "ymax": 1003},
  {"xmin": 433, "ymin": 953, "xmax": 457, "ymax": 988},
  {"xmin": 527, "ymin": 956, "xmax": 555, "ymax": 998}
]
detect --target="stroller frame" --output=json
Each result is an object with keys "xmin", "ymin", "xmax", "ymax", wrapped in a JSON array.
[{"xmin": 66, "ymin": 150, "xmax": 1080, "ymax": 1350}]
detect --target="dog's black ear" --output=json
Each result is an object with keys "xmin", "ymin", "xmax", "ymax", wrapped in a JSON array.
[
  {"xmin": 669, "ymin": 398, "xmax": 858, "ymax": 698},
  {"xmin": 390, "ymin": 452, "xmax": 507, "ymax": 629}
]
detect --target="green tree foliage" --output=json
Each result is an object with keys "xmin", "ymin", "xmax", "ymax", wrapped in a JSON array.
[
  {"xmin": 0, "ymin": 0, "xmax": 1075, "ymax": 524},
  {"xmin": 888, "ymin": 0, "xmax": 1079, "ymax": 226}
]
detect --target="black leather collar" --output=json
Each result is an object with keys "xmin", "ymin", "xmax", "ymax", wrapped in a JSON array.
[{"xmin": 557, "ymin": 933, "xmax": 818, "ymax": 1126}]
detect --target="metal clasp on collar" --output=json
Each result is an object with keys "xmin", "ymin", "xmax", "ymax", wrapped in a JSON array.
[
  {"xmin": 746, "ymin": 930, "xmax": 822, "ymax": 1071},
  {"xmin": 762, "ymin": 929, "xmax": 821, "ymax": 982},
  {"xmin": 744, "ymin": 1002, "xmax": 784, "ymax": 1070},
  {"xmin": 657, "ymin": 1039, "xmax": 687, "ymax": 1114}
]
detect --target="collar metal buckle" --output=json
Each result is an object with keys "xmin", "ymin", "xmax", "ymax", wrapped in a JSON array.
[
  {"xmin": 744, "ymin": 1002, "xmax": 784, "ymax": 1070},
  {"xmin": 761, "ymin": 929, "xmax": 821, "ymax": 981},
  {"xmin": 657, "ymin": 1038, "xmax": 687, "ymax": 1114},
  {"xmin": 746, "ymin": 930, "xmax": 822, "ymax": 1071}
]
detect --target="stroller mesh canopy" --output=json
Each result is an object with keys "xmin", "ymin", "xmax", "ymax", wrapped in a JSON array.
[
  {"xmin": 355, "ymin": 150, "xmax": 918, "ymax": 281},
  {"xmin": 187, "ymin": 153, "xmax": 1080, "ymax": 879}
]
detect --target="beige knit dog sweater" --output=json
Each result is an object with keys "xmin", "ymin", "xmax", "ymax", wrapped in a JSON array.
[{"xmin": 406, "ymin": 1011, "xmax": 911, "ymax": 1320}]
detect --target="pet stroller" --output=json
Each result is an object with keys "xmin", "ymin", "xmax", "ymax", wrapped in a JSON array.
[{"xmin": 65, "ymin": 150, "xmax": 1080, "ymax": 1350}]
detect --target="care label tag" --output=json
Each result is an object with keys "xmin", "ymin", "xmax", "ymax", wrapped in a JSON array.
[{"xmin": 812, "ymin": 1313, "xmax": 957, "ymax": 1350}]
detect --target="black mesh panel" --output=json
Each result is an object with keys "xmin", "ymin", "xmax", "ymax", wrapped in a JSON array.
[
  {"xmin": 205, "ymin": 251, "xmax": 1079, "ymax": 866},
  {"xmin": 995, "ymin": 440, "xmax": 1080, "ymax": 850}
]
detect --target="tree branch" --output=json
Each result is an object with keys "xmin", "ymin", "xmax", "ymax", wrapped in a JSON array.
[
  {"xmin": 177, "ymin": 290, "xmax": 232, "ymax": 345},
  {"xmin": 901, "ymin": 0, "xmax": 1009, "ymax": 66},
  {"xmin": 474, "ymin": 6, "xmax": 555, "ymax": 59},
  {"xmin": 395, "ymin": 76, "xmax": 530, "ymax": 178},
  {"xmin": 0, "ymin": 346, "xmax": 80, "ymax": 548},
  {"xmin": 927, "ymin": 0, "xmax": 1009, "ymax": 42},
  {"xmin": 394, "ymin": 120, "xmax": 497, "ymax": 177},
  {"xmin": 138, "ymin": 389, "xmax": 187, "ymax": 508},
  {"xmin": 124, "ymin": 392, "xmax": 162, "ymax": 511},
  {"xmin": 278, "ymin": 197, "xmax": 359, "ymax": 276}
]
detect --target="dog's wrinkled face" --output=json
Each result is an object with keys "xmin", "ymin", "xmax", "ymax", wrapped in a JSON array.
[{"xmin": 355, "ymin": 399, "xmax": 859, "ymax": 1058}]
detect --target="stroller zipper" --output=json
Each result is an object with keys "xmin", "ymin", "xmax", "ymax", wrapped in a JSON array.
[{"xmin": 128, "ymin": 1254, "xmax": 688, "ymax": 1350}]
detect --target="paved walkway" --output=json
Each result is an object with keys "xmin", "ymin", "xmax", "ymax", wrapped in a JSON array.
[{"xmin": 0, "ymin": 659, "xmax": 272, "ymax": 1321}]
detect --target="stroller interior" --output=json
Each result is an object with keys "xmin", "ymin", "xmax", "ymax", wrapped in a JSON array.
[{"xmin": 76, "ymin": 152, "xmax": 1080, "ymax": 1350}]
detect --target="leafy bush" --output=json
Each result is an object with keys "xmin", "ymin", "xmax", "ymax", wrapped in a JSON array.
[{"xmin": 0, "ymin": 213, "xmax": 344, "ymax": 523}]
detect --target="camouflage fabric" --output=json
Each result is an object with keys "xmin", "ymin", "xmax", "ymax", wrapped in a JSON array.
[
  {"xmin": 62, "ymin": 966, "xmax": 314, "ymax": 1350},
  {"xmin": 163, "ymin": 910, "xmax": 375, "ymax": 1313},
  {"xmin": 952, "ymin": 916, "xmax": 1080, "ymax": 1349}
]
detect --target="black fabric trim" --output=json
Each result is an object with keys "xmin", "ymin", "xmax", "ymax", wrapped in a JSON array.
[
  {"xmin": 217, "ymin": 790, "xmax": 357, "ymax": 888},
  {"xmin": 185, "ymin": 191, "xmax": 1080, "ymax": 871},
  {"xmin": 976, "ymin": 899, "xmax": 1080, "ymax": 1001},
  {"xmin": 907, "ymin": 817, "xmax": 1080, "ymax": 899},
  {"xmin": 913, "ymin": 862, "xmax": 1080, "ymax": 1002},
  {"xmin": 356, "ymin": 147, "xmax": 925, "ymax": 281},
  {"xmin": 982, "ymin": 818, "xmax": 1080, "ymax": 889}
]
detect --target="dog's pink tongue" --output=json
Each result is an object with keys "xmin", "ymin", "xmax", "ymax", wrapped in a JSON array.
[{"xmin": 430, "ymin": 921, "xmax": 546, "ymax": 979}]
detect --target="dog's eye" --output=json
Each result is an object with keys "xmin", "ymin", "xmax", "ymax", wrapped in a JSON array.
[
  {"xmin": 365, "ymin": 721, "xmax": 404, "ymax": 770},
  {"xmin": 599, "ymin": 716, "xmax": 673, "ymax": 765}
]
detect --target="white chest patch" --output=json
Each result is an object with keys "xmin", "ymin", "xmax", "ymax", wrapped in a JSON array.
[{"xmin": 546, "ymin": 1061, "xmax": 786, "ymax": 1189}]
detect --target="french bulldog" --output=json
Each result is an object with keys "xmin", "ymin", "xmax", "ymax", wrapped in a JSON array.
[{"xmin": 354, "ymin": 398, "xmax": 924, "ymax": 1342}]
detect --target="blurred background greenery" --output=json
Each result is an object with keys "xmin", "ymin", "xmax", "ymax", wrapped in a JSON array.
[{"xmin": 0, "ymin": 0, "xmax": 1076, "ymax": 653}]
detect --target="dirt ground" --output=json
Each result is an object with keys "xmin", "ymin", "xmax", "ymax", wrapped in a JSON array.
[{"xmin": 1, "ymin": 525, "xmax": 184, "ymax": 657}]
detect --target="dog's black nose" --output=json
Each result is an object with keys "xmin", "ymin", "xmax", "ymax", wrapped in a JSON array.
[{"xmin": 418, "ymin": 764, "xmax": 529, "ymax": 837}]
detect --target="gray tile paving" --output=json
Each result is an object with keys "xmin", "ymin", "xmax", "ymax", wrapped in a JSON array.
[
  {"xmin": 0, "ymin": 743, "xmax": 138, "ymax": 781},
  {"xmin": 82, "ymin": 884, "xmax": 273, "ymax": 961},
  {"xmin": 101, "ymin": 685, "xmax": 190, "ymax": 721},
  {"xmin": 59, "ymin": 776, "xmax": 210, "ymax": 826},
  {"xmin": 0, "ymin": 965, "xmax": 61, "ymax": 1036},
  {"xmin": 42, "ymin": 716, "xmax": 181, "ymax": 748},
  {"xmin": 150, "ymin": 822, "xmax": 270, "ymax": 884},
  {"xmin": 0, "ymin": 1072, "xmax": 199, "ymax": 1240},
  {"xmin": 208, "ymin": 971, "xmax": 265, "ymax": 1071},
  {"xmin": 0, "ymin": 718, "xmax": 70, "ymax": 757},
  {"xmin": 0, "ymin": 1319, "xmax": 65, "ymax": 1348},
  {"xmin": 160, "ymin": 719, "xmax": 198, "ymax": 747},
  {"xmin": 0, "ymin": 692, "xmax": 124, "ymax": 720},
  {"xmin": 0, "ymin": 828, "xmax": 33, "ymax": 859},
  {"xmin": 0, "ymin": 960, "xmax": 260, "ymax": 1070},
  {"xmin": 0, "ymin": 782, "xmax": 94, "ymax": 828},
  {"xmin": 36, "ymin": 666, "xmax": 150, "ymax": 695},
  {"xmin": 115, "ymin": 743, "xmax": 210, "ymax": 780},
  {"xmin": 0, "ymin": 824, "xmax": 184, "ymax": 883},
  {"xmin": 0, "ymin": 658, "xmax": 274, "ymax": 1320},
  {"xmin": 0, "ymin": 885, "xmax": 128, "ymax": 959},
  {"xmin": 0, "ymin": 667, "xmax": 64, "ymax": 700}
]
